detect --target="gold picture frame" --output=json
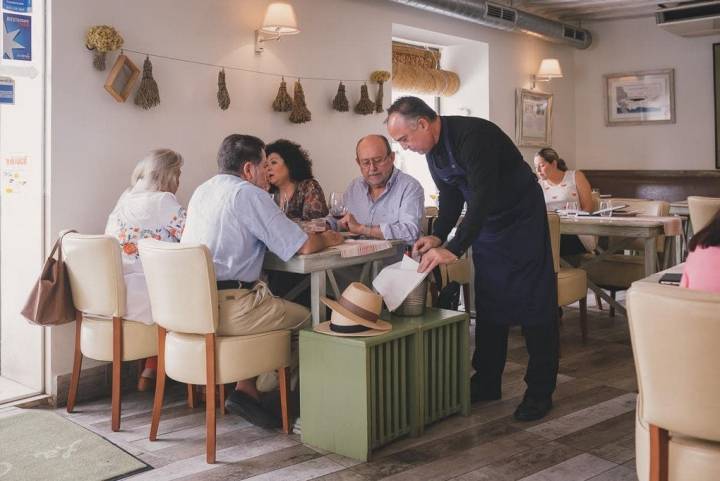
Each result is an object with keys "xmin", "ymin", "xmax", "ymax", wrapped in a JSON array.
[
  {"xmin": 104, "ymin": 54, "xmax": 140, "ymax": 103},
  {"xmin": 515, "ymin": 89, "xmax": 553, "ymax": 147}
]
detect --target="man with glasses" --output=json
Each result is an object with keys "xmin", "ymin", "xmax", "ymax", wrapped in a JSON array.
[{"xmin": 329, "ymin": 134, "xmax": 424, "ymax": 248}]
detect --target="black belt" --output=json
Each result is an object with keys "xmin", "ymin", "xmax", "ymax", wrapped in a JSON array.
[{"xmin": 216, "ymin": 280, "xmax": 256, "ymax": 290}]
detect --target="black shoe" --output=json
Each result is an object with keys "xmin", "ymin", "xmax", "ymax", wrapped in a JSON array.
[
  {"xmin": 225, "ymin": 390, "xmax": 281, "ymax": 429},
  {"xmin": 513, "ymin": 396, "xmax": 552, "ymax": 421},
  {"xmin": 470, "ymin": 375, "xmax": 501, "ymax": 403}
]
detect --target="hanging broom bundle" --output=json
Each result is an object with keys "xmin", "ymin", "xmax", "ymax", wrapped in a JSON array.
[
  {"xmin": 354, "ymin": 83, "xmax": 375, "ymax": 115},
  {"xmin": 272, "ymin": 77, "xmax": 293, "ymax": 112},
  {"xmin": 370, "ymin": 70, "xmax": 391, "ymax": 113},
  {"xmin": 134, "ymin": 56, "xmax": 160, "ymax": 110},
  {"xmin": 217, "ymin": 69, "xmax": 230, "ymax": 110},
  {"xmin": 332, "ymin": 82, "xmax": 349, "ymax": 112},
  {"xmin": 289, "ymin": 80, "xmax": 311, "ymax": 123}
]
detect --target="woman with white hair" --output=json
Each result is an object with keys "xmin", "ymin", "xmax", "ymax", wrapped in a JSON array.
[{"xmin": 105, "ymin": 148, "xmax": 186, "ymax": 390}]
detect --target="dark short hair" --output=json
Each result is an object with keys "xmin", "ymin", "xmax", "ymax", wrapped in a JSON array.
[
  {"xmin": 217, "ymin": 134, "xmax": 265, "ymax": 174},
  {"xmin": 355, "ymin": 135, "xmax": 392, "ymax": 159},
  {"xmin": 265, "ymin": 139, "xmax": 314, "ymax": 183},
  {"xmin": 386, "ymin": 96, "xmax": 438, "ymax": 123},
  {"xmin": 689, "ymin": 209, "xmax": 720, "ymax": 252}
]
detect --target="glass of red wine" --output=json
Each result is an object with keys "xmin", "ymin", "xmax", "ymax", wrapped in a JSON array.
[{"xmin": 329, "ymin": 192, "xmax": 347, "ymax": 220}]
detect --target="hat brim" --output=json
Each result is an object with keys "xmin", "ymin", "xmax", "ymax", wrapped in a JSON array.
[
  {"xmin": 313, "ymin": 320, "xmax": 393, "ymax": 337},
  {"xmin": 320, "ymin": 297, "xmax": 391, "ymax": 331}
]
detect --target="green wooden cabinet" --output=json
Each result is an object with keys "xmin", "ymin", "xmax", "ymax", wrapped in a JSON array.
[{"xmin": 299, "ymin": 308, "xmax": 469, "ymax": 460}]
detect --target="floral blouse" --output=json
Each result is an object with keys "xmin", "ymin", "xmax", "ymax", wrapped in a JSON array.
[
  {"xmin": 284, "ymin": 178, "xmax": 329, "ymax": 221},
  {"xmin": 104, "ymin": 190, "xmax": 186, "ymax": 324}
]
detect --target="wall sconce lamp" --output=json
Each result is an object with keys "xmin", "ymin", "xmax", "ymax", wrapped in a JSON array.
[
  {"xmin": 532, "ymin": 58, "xmax": 563, "ymax": 89},
  {"xmin": 255, "ymin": 2, "xmax": 300, "ymax": 54}
]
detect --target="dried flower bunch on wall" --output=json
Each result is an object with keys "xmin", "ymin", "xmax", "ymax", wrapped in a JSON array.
[
  {"xmin": 217, "ymin": 69, "xmax": 230, "ymax": 110},
  {"xmin": 289, "ymin": 80, "xmax": 311, "ymax": 123},
  {"xmin": 272, "ymin": 78, "xmax": 294, "ymax": 112},
  {"xmin": 134, "ymin": 56, "xmax": 160, "ymax": 110},
  {"xmin": 370, "ymin": 70, "xmax": 390, "ymax": 113},
  {"xmin": 85, "ymin": 25, "xmax": 124, "ymax": 71},
  {"xmin": 332, "ymin": 82, "xmax": 349, "ymax": 112},
  {"xmin": 391, "ymin": 42, "xmax": 460, "ymax": 97},
  {"xmin": 354, "ymin": 84, "xmax": 375, "ymax": 115}
]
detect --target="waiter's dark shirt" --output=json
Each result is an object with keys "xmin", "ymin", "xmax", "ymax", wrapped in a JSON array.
[{"xmin": 428, "ymin": 116, "xmax": 531, "ymax": 256}]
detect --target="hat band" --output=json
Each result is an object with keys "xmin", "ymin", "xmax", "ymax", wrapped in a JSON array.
[
  {"xmin": 330, "ymin": 323, "xmax": 371, "ymax": 334},
  {"xmin": 338, "ymin": 296, "xmax": 379, "ymax": 322}
]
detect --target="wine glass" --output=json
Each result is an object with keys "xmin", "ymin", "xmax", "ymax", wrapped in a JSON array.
[
  {"xmin": 565, "ymin": 201, "xmax": 579, "ymax": 221},
  {"xmin": 328, "ymin": 192, "xmax": 347, "ymax": 220},
  {"xmin": 600, "ymin": 200, "xmax": 613, "ymax": 218}
]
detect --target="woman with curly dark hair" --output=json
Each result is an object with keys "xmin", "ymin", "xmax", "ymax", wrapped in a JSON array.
[{"xmin": 266, "ymin": 139, "xmax": 328, "ymax": 220}]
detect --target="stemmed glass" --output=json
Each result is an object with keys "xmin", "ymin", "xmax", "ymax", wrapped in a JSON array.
[
  {"xmin": 565, "ymin": 201, "xmax": 579, "ymax": 221},
  {"xmin": 328, "ymin": 192, "xmax": 347, "ymax": 220}
]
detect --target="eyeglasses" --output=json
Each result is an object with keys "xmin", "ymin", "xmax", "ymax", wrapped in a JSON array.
[{"xmin": 357, "ymin": 154, "xmax": 390, "ymax": 169}]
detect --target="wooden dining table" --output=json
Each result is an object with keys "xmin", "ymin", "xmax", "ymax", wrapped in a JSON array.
[
  {"xmin": 263, "ymin": 240, "xmax": 405, "ymax": 325},
  {"xmin": 559, "ymin": 215, "xmax": 682, "ymax": 316}
]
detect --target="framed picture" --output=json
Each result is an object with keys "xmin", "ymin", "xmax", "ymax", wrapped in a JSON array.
[
  {"xmin": 714, "ymin": 44, "xmax": 720, "ymax": 169},
  {"xmin": 604, "ymin": 68, "xmax": 675, "ymax": 126},
  {"xmin": 104, "ymin": 54, "xmax": 140, "ymax": 103},
  {"xmin": 515, "ymin": 89, "xmax": 553, "ymax": 147}
]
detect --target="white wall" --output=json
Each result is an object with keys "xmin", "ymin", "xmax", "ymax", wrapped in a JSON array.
[
  {"xmin": 574, "ymin": 17, "xmax": 720, "ymax": 170},
  {"xmin": 46, "ymin": 0, "xmax": 576, "ymax": 393},
  {"xmin": 1, "ymin": 0, "xmax": 45, "ymax": 393}
]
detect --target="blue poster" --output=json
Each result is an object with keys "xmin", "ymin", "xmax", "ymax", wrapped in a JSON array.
[
  {"xmin": 0, "ymin": 77, "xmax": 14, "ymax": 104},
  {"xmin": 3, "ymin": 13, "xmax": 31, "ymax": 61},
  {"xmin": 3, "ymin": 0, "xmax": 31, "ymax": 13}
]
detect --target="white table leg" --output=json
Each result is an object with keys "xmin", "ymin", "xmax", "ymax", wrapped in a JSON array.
[
  {"xmin": 644, "ymin": 237, "xmax": 658, "ymax": 277},
  {"xmin": 310, "ymin": 270, "xmax": 327, "ymax": 326}
]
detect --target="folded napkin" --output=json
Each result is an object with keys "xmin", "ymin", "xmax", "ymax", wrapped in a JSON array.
[
  {"xmin": 331, "ymin": 239, "xmax": 393, "ymax": 258},
  {"xmin": 373, "ymin": 256, "xmax": 429, "ymax": 311}
]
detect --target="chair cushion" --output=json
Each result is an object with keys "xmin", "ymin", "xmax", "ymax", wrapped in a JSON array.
[
  {"xmin": 583, "ymin": 255, "xmax": 645, "ymax": 289},
  {"xmin": 164, "ymin": 330, "xmax": 291, "ymax": 385},
  {"xmin": 80, "ymin": 317, "xmax": 157, "ymax": 362},
  {"xmin": 557, "ymin": 267, "xmax": 587, "ymax": 306},
  {"xmin": 636, "ymin": 400, "xmax": 720, "ymax": 481}
]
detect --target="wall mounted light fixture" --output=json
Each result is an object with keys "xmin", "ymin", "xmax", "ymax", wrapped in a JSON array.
[
  {"xmin": 532, "ymin": 58, "xmax": 563, "ymax": 89},
  {"xmin": 255, "ymin": 2, "xmax": 300, "ymax": 54}
]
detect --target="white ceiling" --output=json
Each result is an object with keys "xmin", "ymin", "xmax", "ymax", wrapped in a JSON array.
[{"xmin": 511, "ymin": 0, "xmax": 693, "ymax": 22}]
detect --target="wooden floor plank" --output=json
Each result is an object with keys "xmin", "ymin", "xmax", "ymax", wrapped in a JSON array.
[{"xmin": 516, "ymin": 453, "xmax": 617, "ymax": 481}]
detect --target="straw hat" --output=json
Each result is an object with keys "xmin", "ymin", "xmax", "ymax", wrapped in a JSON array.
[{"xmin": 315, "ymin": 282, "xmax": 392, "ymax": 337}]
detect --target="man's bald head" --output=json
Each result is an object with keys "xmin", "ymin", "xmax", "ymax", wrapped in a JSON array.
[
  {"xmin": 355, "ymin": 134, "xmax": 395, "ymax": 189},
  {"xmin": 355, "ymin": 134, "xmax": 391, "ymax": 159}
]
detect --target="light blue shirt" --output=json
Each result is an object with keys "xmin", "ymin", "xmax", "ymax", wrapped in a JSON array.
[
  {"xmin": 329, "ymin": 168, "xmax": 424, "ymax": 245},
  {"xmin": 181, "ymin": 174, "xmax": 308, "ymax": 282}
]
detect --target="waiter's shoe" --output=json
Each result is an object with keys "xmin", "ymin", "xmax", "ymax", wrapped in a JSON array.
[
  {"xmin": 513, "ymin": 396, "xmax": 552, "ymax": 421},
  {"xmin": 470, "ymin": 376, "xmax": 501, "ymax": 403}
]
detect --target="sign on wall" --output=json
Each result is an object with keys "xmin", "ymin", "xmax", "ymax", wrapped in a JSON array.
[
  {"xmin": 0, "ymin": 77, "xmax": 14, "ymax": 104},
  {"xmin": 2, "ymin": 0, "xmax": 31, "ymax": 13},
  {"xmin": 3, "ymin": 12, "xmax": 31, "ymax": 61}
]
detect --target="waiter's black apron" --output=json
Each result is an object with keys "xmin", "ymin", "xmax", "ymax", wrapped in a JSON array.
[{"xmin": 427, "ymin": 127, "xmax": 556, "ymax": 327}]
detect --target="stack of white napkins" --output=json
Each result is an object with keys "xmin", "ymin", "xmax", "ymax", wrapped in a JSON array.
[{"xmin": 372, "ymin": 255, "xmax": 429, "ymax": 311}]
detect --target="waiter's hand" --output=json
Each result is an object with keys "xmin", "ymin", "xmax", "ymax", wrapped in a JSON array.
[
  {"xmin": 413, "ymin": 235, "xmax": 442, "ymax": 257},
  {"xmin": 417, "ymin": 247, "xmax": 457, "ymax": 273}
]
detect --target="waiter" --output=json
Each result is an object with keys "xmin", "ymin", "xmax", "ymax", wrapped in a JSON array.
[{"xmin": 386, "ymin": 96, "xmax": 558, "ymax": 422}]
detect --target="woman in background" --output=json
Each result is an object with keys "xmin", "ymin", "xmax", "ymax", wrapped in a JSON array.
[
  {"xmin": 105, "ymin": 149, "xmax": 186, "ymax": 390},
  {"xmin": 534, "ymin": 147, "xmax": 594, "ymax": 255},
  {"xmin": 266, "ymin": 139, "xmax": 328, "ymax": 220},
  {"xmin": 681, "ymin": 209, "xmax": 720, "ymax": 293}
]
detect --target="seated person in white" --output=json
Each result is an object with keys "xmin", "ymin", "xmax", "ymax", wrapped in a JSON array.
[
  {"xmin": 105, "ymin": 148, "xmax": 186, "ymax": 391},
  {"xmin": 534, "ymin": 147, "xmax": 595, "ymax": 255},
  {"xmin": 181, "ymin": 134, "xmax": 343, "ymax": 428}
]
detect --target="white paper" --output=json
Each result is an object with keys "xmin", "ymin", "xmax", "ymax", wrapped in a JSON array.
[{"xmin": 372, "ymin": 256, "xmax": 429, "ymax": 311}]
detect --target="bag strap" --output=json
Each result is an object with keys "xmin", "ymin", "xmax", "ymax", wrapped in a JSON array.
[{"xmin": 50, "ymin": 229, "xmax": 78, "ymax": 260}]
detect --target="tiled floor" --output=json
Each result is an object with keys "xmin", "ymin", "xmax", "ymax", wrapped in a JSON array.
[{"xmin": 46, "ymin": 303, "xmax": 638, "ymax": 480}]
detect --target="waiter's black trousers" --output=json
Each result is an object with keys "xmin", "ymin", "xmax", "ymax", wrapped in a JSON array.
[{"xmin": 472, "ymin": 317, "xmax": 559, "ymax": 400}]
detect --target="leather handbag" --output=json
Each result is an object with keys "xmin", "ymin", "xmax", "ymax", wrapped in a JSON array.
[{"xmin": 21, "ymin": 230, "xmax": 77, "ymax": 325}]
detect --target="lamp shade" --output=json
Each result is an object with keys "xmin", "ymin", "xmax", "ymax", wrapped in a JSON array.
[
  {"xmin": 260, "ymin": 2, "xmax": 300, "ymax": 35},
  {"xmin": 536, "ymin": 58, "xmax": 563, "ymax": 79}
]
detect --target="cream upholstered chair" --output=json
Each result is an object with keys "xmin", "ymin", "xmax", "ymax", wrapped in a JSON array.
[
  {"xmin": 548, "ymin": 213, "xmax": 588, "ymax": 342},
  {"xmin": 584, "ymin": 199, "xmax": 670, "ymax": 317},
  {"xmin": 627, "ymin": 282, "xmax": 720, "ymax": 481},
  {"xmin": 687, "ymin": 196, "xmax": 720, "ymax": 233},
  {"xmin": 63, "ymin": 233, "xmax": 157, "ymax": 432},
  {"xmin": 139, "ymin": 239, "xmax": 292, "ymax": 464}
]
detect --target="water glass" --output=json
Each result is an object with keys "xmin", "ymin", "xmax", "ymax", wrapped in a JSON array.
[{"xmin": 565, "ymin": 201, "xmax": 579, "ymax": 221}]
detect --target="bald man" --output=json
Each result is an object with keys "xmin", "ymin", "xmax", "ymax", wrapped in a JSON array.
[{"xmin": 330, "ymin": 134, "xmax": 424, "ymax": 247}]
